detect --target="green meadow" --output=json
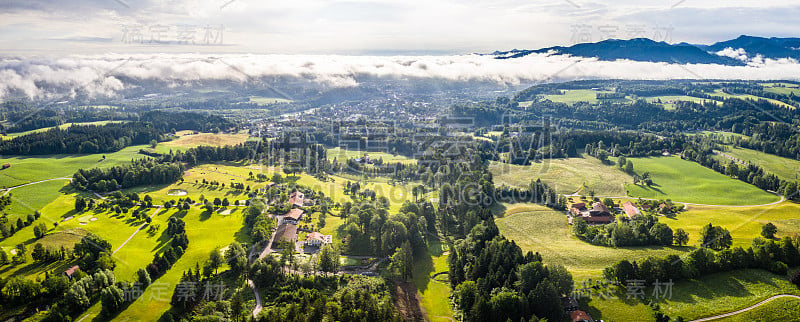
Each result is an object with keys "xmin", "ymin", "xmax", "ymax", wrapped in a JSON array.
[
  {"xmin": 489, "ymin": 156, "xmax": 633, "ymax": 196},
  {"xmin": 717, "ymin": 147, "xmax": 800, "ymax": 181},
  {"xmin": 660, "ymin": 201, "xmax": 800, "ymax": 248},
  {"xmin": 495, "ymin": 203, "xmax": 688, "ymax": 280},
  {"xmin": 624, "ymin": 157, "xmax": 779, "ymax": 205}
]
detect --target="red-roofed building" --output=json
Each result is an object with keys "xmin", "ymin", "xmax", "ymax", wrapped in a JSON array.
[
  {"xmin": 63, "ymin": 265, "xmax": 80, "ymax": 279},
  {"xmin": 622, "ymin": 201, "xmax": 641, "ymax": 219},
  {"xmin": 570, "ymin": 310, "xmax": 594, "ymax": 322}
]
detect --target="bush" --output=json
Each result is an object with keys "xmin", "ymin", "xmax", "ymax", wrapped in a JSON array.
[
  {"xmin": 790, "ymin": 270, "xmax": 800, "ymax": 288},
  {"xmin": 769, "ymin": 261, "xmax": 788, "ymax": 275}
]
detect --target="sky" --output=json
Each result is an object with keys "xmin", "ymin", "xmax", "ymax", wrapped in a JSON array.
[{"xmin": 1, "ymin": 0, "xmax": 799, "ymax": 55}]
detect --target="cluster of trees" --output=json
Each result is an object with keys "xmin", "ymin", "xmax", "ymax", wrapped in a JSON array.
[
  {"xmin": 244, "ymin": 201, "xmax": 275, "ymax": 244},
  {"xmin": 494, "ymin": 179, "xmax": 565, "ymax": 209},
  {"xmin": 254, "ymin": 275, "xmax": 399, "ymax": 321},
  {"xmin": 72, "ymin": 159, "xmax": 184, "ymax": 192},
  {"xmin": 340, "ymin": 199, "xmax": 427, "ymax": 262},
  {"xmin": 573, "ymin": 214, "xmax": 675, "ymax": 247},
  {"xmin": 0, "ymin": 211, "xmax": 41, "ymax": 240},
  {"xmin": 144, "ymin": 216, "xmax": 188, "ymax": 280},
  {"xmin": 604, "ymin": 235, "xmax": 800, "ymax": 285},
  {"xmin": 449, "ymin": 219, "xmax": 573, "ymax": 321}
]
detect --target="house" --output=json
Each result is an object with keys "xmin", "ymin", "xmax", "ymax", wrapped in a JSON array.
[
  {"xmin": 288, "ymin": 191, "xmax": 305, "ymax": 207},
  {"xmin": 570, "ymin": 310, "xmax": 594, "ymax": 322},
  {"xmin": 63, "ymin": 265, "xmax": 80, "ymax": 279},
  {"xmin": 305, "ymin": 232, "xmax": 333, "ymax": 247},
  {"xmin": 582, "ymin": 215, "xmax": 614, "ymax": 225},
  {"xmin": 570, "ymin": 201, "xmax": 613, "ymax": 225},
  {"xmin": 622, "ymin": 201, "xmax": 641, "ymax": 219},
  {"xmin": 569, "ymin": 202, "xmax": 587, "ymax": 216},
  {"xmin": 273, "ymin": 223, "xmax": 298, "ymax": 246},
  {"xmin": 589, "ymin": 202, "xmax": 610, "ymax": 216},
  {"xmin": 283, "ymin": 208, "xmax": 305, "ymax": 224}
]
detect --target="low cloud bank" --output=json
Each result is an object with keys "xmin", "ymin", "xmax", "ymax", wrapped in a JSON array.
[{"xmin": 2, "ymin": 53, "xmax": 800, "ymax": 100}]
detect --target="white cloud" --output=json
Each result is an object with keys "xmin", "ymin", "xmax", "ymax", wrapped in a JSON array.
[{"xmin": 3, "ymin": 53, "xmax": 800, "ymax": 100}]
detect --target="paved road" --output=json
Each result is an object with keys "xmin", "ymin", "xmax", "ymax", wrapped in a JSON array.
[
  {"xmin": 689, "ymin": 294, "xmax": 800, "ymax": 322},
  {"xmin": 112, "ymin": 206, "xmax": 164, "ymax": 254},
  {"xmin": 2, "ymin": 177, "xmax": 72, "ymax": 196},
  {"xmin": 247, "ymin": 279, "xmax": 263, "ymax": 317}
]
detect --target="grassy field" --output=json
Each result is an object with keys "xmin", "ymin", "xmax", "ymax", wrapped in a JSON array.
[
  {"xmin": 586, "ymin": 269, "xmax": 800, "ymax": 321},
  {"xmin": 109, "ymin": 208, "xmax": 249, "ymax": 321},
  {"xmin": 160, "ymin": 132, "xmax": 250, "ymax": 151},
  {"xmin": 326, "ymin": 147, "xmax": 416, "ymax": 165},
  {"xmin": 717, "ymin": 147, "xmax": 800, "ymax": 181},
  {"xmin": 542, "ymin": 89, "xmax": 618, "ymax": 105},
  {"xmin": 624, "ymin": 157, "xmax": 780, "ymax": 205},
  {"xmin": 712, "ymin": 89, "xmax": 795, "ymax": 109},
  {"xmin": 716, "ymin": 296, "xmax": 800, "ymax": 322},
  {"xmin": 248, "ymin": 96, "xmax": 293, "ymax": 104},
  {"xmin": 489, "ymin": 156, "xmax": 632, "ymax": 195},
  {"xmin": 412, "ymin": 239, "xmax": 454, "ymax": 322},
  {"xmin": 660, "ymin": 201, "xmax": 800, "ymax": 248},
  {"xmin": 1, "ymin": 121, "xmax": 125, "ymax": 139},
  {"xmin": 0, "ymin": 145, "xmax": 151, "ymax": 187},
  {"xmin": 644, "ymin": 95, "xmax": 721, "ymax": 110},
  {"xmin": 495, "ymin": 203, "xmax": 688, "ymax": 280}
]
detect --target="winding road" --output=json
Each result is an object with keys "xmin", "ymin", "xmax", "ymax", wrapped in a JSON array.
[{"xmin": 688, "ymin": 294, "xmax": 800, "ymax": 322}]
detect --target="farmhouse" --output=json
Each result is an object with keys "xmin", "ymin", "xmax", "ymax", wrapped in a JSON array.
[
  {"xmin": 622, "ymin": 201, "xmax": 641, "ymax": 219},
  {"xmin": 289, "ymin": 191, "xmax": 305, "ymax": 207},
  {"xmin": 274, "ymin": 223, "xmax": 298, "ymax": 245},
  {"xmin": 63, "ymin": 265, "xmax": 80, "ymax": 279},
  {"xmin": 569, "ymin": 202, "xmax": 613, "ymax": 225},
  {"xmin": 283, "ymin": 208, "xmax": 305, "ymax": 224},
  {"xmin": 305, "ymin": 232, "xmax": 333, "ymax": 247}
]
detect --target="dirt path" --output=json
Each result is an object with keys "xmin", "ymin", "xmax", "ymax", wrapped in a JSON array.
[
  {"xmin": 112, "ymin": 206, "xmax": 163, "ymax": 254},
  {"xmin": 394, "ymin": 280, "xmax": 426, "ymax": 321},
  {"xmin": 689, "ymin": 294, "xmax": 800, "ymax": 322},
  {"xmin": 2, "ymin": 177, "xmax": 72, "ymax": 196}
]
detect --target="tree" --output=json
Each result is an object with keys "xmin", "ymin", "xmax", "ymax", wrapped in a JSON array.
[
  {"xmin": 75, "ymin": 196, "xmax": 87, "ymax": 212},
  {"xmin": 318, "ymin": 244, "xmax": 340, "ymax": 274},
  {"xmin": 0, "ymin": 249, "xmax": 8, "ymax": 265},
  {"xmin": 761, "ymin": 222, "xmax": 778, "ymax": 239},
  {"xmin": 224, "ymin": 242, "xmax": 247, "ymax": 276},
  {"xmin": 390, "ymin": 241, "xmax": 413, "ymax": 280},
  {"xmin": 101, "ymin": 285, "xmax": 125, "ymax": 316},
  {"xmin": 208, "ymin": 247, "xmax": 223, "ymax": 274},
  {"xmin": 137, "ymin": 268, "xmax": 151, "ymax": 286},
  {"xmin": 221, "ymin": 198, "xmax": 229, "ymax": 207},
  {"xmin": 700, "ymin": 224, "xmax": 732, "ymax": 250},
  {"xmin": 625, "ymin": 160, "xmax": 634, "ymax": 174},
  {"xmin": 649, "ymin": 223, "xmax": 673, "ymax": 246},
  {"xmin": 213, "ymin": 197, "xmax": 222, "ymax": 206},
  {"xmin": 790, "ymin": 270, "xmax": 800, "ymax": 288},
  {"xmin": 547, "ymin": 264, "xmax": 574, "ymax": 296},
  {"xmin": 31, "ymin": 243, "xmax": 46, "ymax": 261},
  {"xmin": 674, "ymin": 228, "xmax": 689, "ymax": 246}
]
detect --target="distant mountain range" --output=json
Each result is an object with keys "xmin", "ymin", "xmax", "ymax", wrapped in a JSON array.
[{"xmin": 491, "ymin": 35, "xmax": 800, "ymax": 66}]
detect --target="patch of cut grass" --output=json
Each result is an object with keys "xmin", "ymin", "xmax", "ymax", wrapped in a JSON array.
[
  {"xmin": 489, "ymin": 156, "xmax": 632, "ymax": 195},
  {"xmin": 624, "ymin": 157, "xmax": 779, "ymax": 205}
]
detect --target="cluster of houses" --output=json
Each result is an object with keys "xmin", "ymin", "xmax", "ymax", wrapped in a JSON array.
[
  {"xmin": 568, "ymin": 200, "xmax": 642, "ymax": 225},
  {"xmin": 272, "ymin": 191, "xmax": 332, "ymax": 251}
]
